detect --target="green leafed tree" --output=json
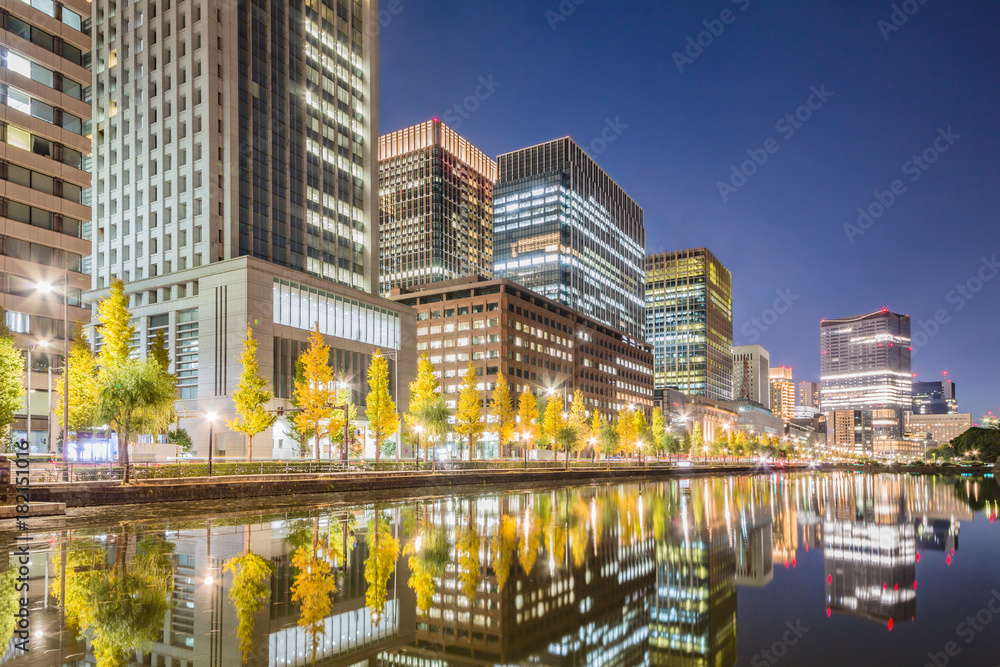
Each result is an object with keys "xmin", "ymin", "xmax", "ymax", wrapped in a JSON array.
[{"xmin": 228, "ymin": 326, "xmax": 276, "ymax": 462}]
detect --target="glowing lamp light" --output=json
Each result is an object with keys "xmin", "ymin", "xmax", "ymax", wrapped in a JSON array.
[
  {"xmin": 888, "ymin": 619, "xmax": 894, "ymax": 632},
  {"xmin": 36, "ymin": 281, "xmax": 54, "ymax": 294},
  {"xmin": 204, "ymin": 575, "xmax": 214, "ymax": 586}
]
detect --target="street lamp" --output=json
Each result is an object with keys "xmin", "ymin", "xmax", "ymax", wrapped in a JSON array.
[
  {"xmin": 206, "ymin": 412, "xmax": 217, "ymax": 477},
  {"xmin": 25, "ymin": 340, "xmax": 49, "ymax": 453}
]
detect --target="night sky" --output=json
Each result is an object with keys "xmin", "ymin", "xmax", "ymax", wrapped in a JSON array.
[{"xmin": 377, "ymin": 0, "xmax": 1000, "ymax": 420}]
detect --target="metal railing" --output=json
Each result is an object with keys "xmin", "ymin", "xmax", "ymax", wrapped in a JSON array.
[{"xmin": 7, "ymin": 455, "xmax": 773, "ymax": 485}]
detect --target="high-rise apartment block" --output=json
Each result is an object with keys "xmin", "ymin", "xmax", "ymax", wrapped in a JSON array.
[
  {"xmin": 88, "ymin": 0, "xmax": 414, "ymax": 456},
  {"xmin": 493, "ymin": 137, "xmax": 645, "ymax": 340},
  {"xmin": 827, "ymin": 409, "xmax": 874, "ymax": 455},
  {"xmin": 820, "ymin": 309, "xmax": 911, "ymax": 438},
  {"xmin": 799, "ymin": 380, "xmax": 820, "ymax": 409},
  {"xmin": 378, "ymin": 119, "xmax": 495, "ymax": 295},
  {"xmin": 1, "ymin": 0, "xmax": 92, "ymax": 451},
  {"xmin": 646, "ymin": 248, "xmax": 733, "ymax": 402},
  {"xmin": 769, "ymin": 365, "xmax": 795, "ymax": 422},
  {"xmin": 732, "ymin": 344, "xmax": 770, "ymax": 408}
]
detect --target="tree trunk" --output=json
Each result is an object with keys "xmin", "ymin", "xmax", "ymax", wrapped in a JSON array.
[
  {"xmin": 314, "ymin": 430, "xmax": 320, "ymax": 462},
  {"xmin": 375, "ymin": 432, "xmax": 381, "ymax": 462},
  {"xmin": 246, "ymin": 433, "xmax": 253, "ymax": 463},
  {"xmin": 118, "ymin": 430, "xmax": 131, "ymax": 485}
]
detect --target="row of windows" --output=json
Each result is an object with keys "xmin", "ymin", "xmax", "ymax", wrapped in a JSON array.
[
  {"xmin": 14, "ymin": 0, "xmax": 86, "ymax": 33},
  {"xmin": 0, "ymin": 161, "xmax": 84, "ymax": 203},
  {"xmin": 1, "ymin": 122, "xmax": 85, "ymax": 170},
  {"xmin": 0, "ymin": 48, "xmax": 86, "ymax": 99},
  {"xmin": 2, "ymin": 11, "xmax": 86, "ymax": 65},
  {"xmin": 0, "ymin": 83, "xmax": 86, "ymax": 134},
  {"xmin": 0, "ymin": 271, "xmax": 82, "ymax": 306},
  {"xmin": 0, "ymin": 198, "xmax": 84, "ymax": 239}
]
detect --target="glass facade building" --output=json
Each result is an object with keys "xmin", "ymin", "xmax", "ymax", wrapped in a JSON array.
[
  {"xmin": 493, "ymin": 137, "xmax": 645, "ymax": 340},
  {"xmin": 379, "ymin": 119, "xmax": 495, "ymax": 295},
  {"xmin": 645, "ymin": 248, "xmax": 733, "ymax": 402},
  {"xmin": 820, "ymin": 309, "xmax": 912, "ymax": 438}
]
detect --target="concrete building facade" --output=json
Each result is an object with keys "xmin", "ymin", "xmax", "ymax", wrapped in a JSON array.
[
  {"xmin": 733, "ymin": 344, "xmax": 770, "ymax": 408},
  {"xmin": 1, "ymin": 0, "xmax": 92, "ymax": 452}
]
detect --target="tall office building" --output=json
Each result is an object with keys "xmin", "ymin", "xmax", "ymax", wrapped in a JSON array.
[
  {"xmin": 911, "ymin": 379, "xmax": 957, "ymax": 414},
  {"xmin": 769, "ymin": 365, "xmax": 795, "ymax": 422},
  {"xmin": 732, "ymin": 344, "xmax": 770, "ymax": 408},
  {"xmin": 646, "ymin": 248, "xmax": 733, "ymax": 402},
  {"xmin": 378, "ymin": 119, "xmax": 495, "ymax": 295},
  {"xmin": 88, "ymin": 0, "xmax": 415, "ymax": 456},
  {"xmin": 827, "ymin": 409, "xmax": 874, "ymax": 454},
  {"xmin": 820, "ymin": 309, "xmax": 911, "ymax": 438},
  {"xmin": 493, "ymin": 137, "xmax": 645, "ymax": 339},
  {"xmin": 799, "ymin": 380, "xmax": 820, "ymax": 408},
  {"xmin": 1, "ymin": 0, "xmax": 92, "ymax": 452}
]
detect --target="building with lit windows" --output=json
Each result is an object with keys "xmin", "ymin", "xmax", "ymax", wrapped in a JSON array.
[
  {"xmin": 87, "ymin": 0, "xmax": 415, "ymax": 456},
  {"xmin": 378, "ymin": 119, "xmax": 495, "ymax": 295},
  {"xmin": 903, "ymin": 412, "xmax": 973, "ymax": 445},
  {"xmin": 769, "ymin": 366, "xmax": 795, "ymax": 422},
  {"xmin": 733, "ymin": 344, "xmax": 770, "ymax": 408},
  {"xmin": 911, "ymin": 379, "xmax": 958, "ymax": 414},
  {"xmin": 493, "ymin": 137, "xmax": 646, "ymax": 340},
  {"xmin": 390, "ymin": 276, "xmax": 654, "ymax": 455},
  {"xmin": 826, "ymin": 409, "xmax": 873, "ymax": 455},
  {"xmin": 646, "ymin": 248, "xmax": 733, "ymax": 402},
  {"xmin": 798, "ymin": 380, "xmax": 821, "ymax": 413},
  {"xmin": 820, "ymin": 309, "xmax": 911, "ymax": 438},
  {"xmin": 1, "ymin": 0, "xmax": 92, "ymax": 452}
]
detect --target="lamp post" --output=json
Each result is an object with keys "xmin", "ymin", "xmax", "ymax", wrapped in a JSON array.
[
  {"xmin": 25, "ymin": 340, "xmax": 49, "ymax": 453},
  {"xmin": 206, "ymin": 412, "xmax": 217, "ymax": 477},
  {"xmin": 336, "ymin": 381, "xmax": 350, "ymax": 462},
  {"xmin": 35, "ymin": 270, "xmax": 69, "ymax": 469}
]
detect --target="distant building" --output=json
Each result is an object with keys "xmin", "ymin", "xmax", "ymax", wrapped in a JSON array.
[
  {"xmin": 493, "ymin": 137, "xmax": 646, "ymax": 339},
  {"xmin": 655, "ymin": 388, "xmax": 737, "ymax": 444},
  {"xmin": 799, "ymin": 380, "xmax": 821, "ymax": 409},
  {"xmin": 827, "ymin": 410, "xmax": 874, "ymax": 455},
  {"xmin": 904, "ymin": 413, "xmax": 974, "ymax": 445},
  {"xmin": 820, "ymin": 310, "xmax": 912, "ymax": 438},
  {"xmin": 769, "ymin": 366, "xmax": 795, "ymax": 422},
  {"xmin": 390, "ymin": 276, "xmax": 654, "ymax": 455},
  {"xmin": 378, "ymin": 120, "xmax": 496, "ymax": 295},
  {"xmin": 734, "ymin": 399, "xmax": 785, "ymax": 440},
  {"xmin": 733, "ymin": 345, "xmax": 771, "ymax": 408},
  {"xmin": 646, "ymin": 249, "xmax": 733, "ymax": 402},
  {"xmin": 911, "ymin": 380, "xmax": 958, "ymax": 415}
]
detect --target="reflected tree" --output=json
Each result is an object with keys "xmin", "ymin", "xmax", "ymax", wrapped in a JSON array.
[
  {"xmin": 405, "ymin": 510, "xmax": 451, "ymax": 613},
  {"xmin": 364, "ymin": 511, "xmax": 400, "ymax": 623},
  {"xmin": 492, "ymin": 515, "xmax": 519, "ymax": 591},
  {"xmin": 290, "ymin": 518, "xmax": 336, "ymax": 662},
  {"xmin": 0, "ymin": 567, "xmax": 18, "ymax": 649},
  {"xmin": 223, "ymin": 526, "xmax": 274, "ymax": 664}
]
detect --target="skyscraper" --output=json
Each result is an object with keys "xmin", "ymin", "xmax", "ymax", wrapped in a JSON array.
[
  {"xmin": 88, "ymin": 0, "xmax": 414, "ymax": 456},
  {"xmin": 769, "ymin": 365, "xmax": 795, "ymax": 422},
  {"xmin": 646, "ymin": 249, "xmax": 733, "ymax": 402},
  {"xmin": 733, "ymin": 345, "xmax": 771, "ymax": 408},
  {"xmin": 799, "ymin": 380, "xmax": 821, "ymax": 409},
  {"xmin": 493, "ymin": 137, "xmax": 645, "ymax": 339},
  {"xmin": 378, "ymin": 119, "xmax": 495, "ymax": 295},
  {"xmin": 1, "ymin": 1, "xmax": 92, "ymax": 452},
  {"xmin": 820, "ymin": 309, "xmax": 912, "ymax": 438},
  {"xmin": 911, "ymin": 379, "xmax": 957, "ymax": 414}
]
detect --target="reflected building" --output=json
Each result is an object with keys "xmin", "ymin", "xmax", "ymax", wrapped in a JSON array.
[{"xmin": 649, "ymin": 491, "xmax": 738, "ymax": 667}]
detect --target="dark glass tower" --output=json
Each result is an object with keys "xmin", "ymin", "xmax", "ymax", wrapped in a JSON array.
[{"xmin": 493, "ymin": 138, "xmax": 645, "ymax": 340}]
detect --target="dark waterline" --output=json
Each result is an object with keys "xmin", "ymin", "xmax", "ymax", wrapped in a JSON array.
[{"xmin": 4, "ymin": 472, "xmax": 1000, "ymax": 666}]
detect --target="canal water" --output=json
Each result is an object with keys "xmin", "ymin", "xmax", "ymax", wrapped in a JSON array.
[{"xmin": 4, "ymin": 472, "xmax": 1000, "ymax": 666}]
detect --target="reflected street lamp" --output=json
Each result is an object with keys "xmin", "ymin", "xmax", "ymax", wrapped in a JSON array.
[{"xmin": 206, "ymin": 412, "xmax": 217, "ymax": 476}]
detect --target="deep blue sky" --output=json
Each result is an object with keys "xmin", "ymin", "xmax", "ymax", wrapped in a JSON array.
[{"xmin": 378, "ymin": 0, "xmax": 1000, "ymax": 421}]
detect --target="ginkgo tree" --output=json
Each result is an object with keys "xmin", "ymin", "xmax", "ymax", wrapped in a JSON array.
[
  {"xmin": 366, "ymin": 349, "xmax": 399, "ymax": 461},
  {"xmin": 294, "ymin": 326, "xmax": 336, "ymax": 461},
  {"xmin": 228, "ymin": 326, "xmax": 276, "ymax": 462},
  {"xmin": 0, "ymin": 308, "xmax": 24, "ymax": 450},
  {"xmin": 516, "ymin": 388, "xmax": 539, "ymax": 459},
  {"xmin": 490, "ymin": 373, "xmax": 515, "ymax": 459},
  {"xmin": 454, "ymin": 363, "xmax": 484, "ymax": 460},
  {"xmin": 53, "ymin": 322, "xmax": 100, "ymax": 459}
]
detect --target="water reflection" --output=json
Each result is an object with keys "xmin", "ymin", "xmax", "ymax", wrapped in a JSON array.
[{"xmin": 2, "ymin": 472, "xmax": 998, "ymax": 666}]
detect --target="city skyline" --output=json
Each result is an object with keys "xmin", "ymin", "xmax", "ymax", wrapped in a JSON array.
[{"xmin": 377, "ymin": 0, "xmax": 1000, "ymax": 421}]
